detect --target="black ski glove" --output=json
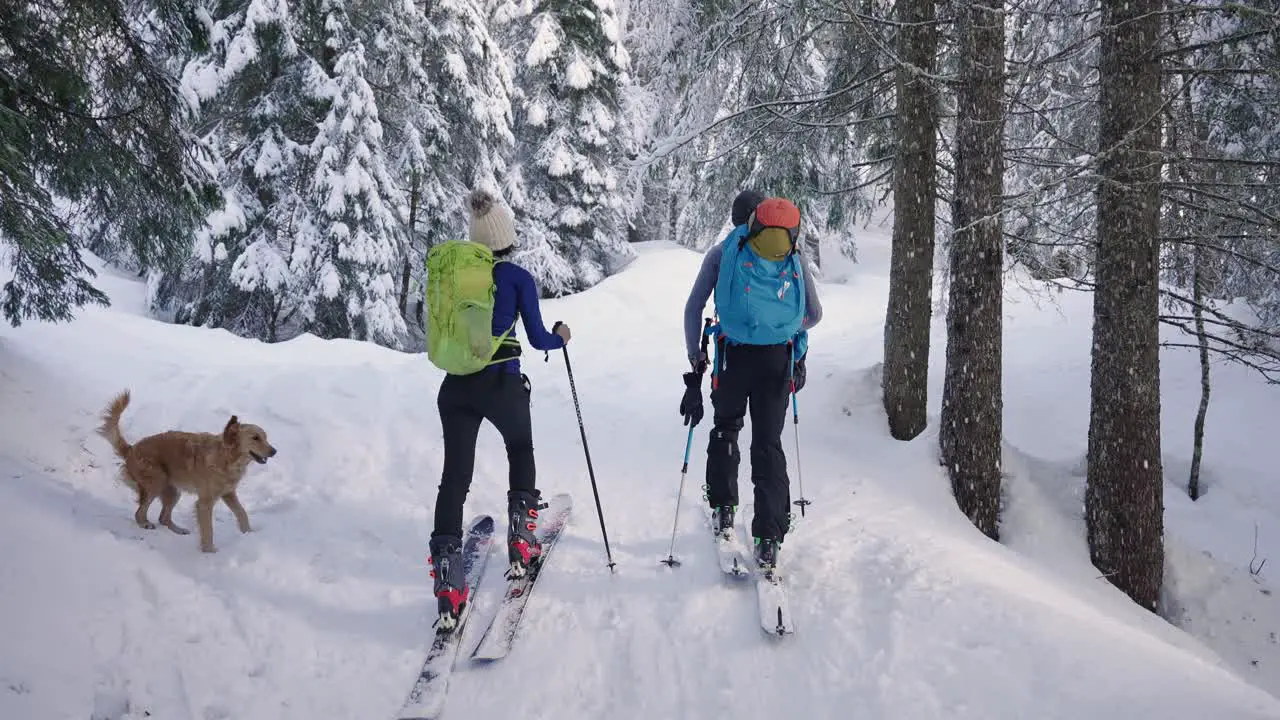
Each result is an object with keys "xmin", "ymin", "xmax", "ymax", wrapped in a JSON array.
[
  {"xmin": 680, "ymin": 372, "xmax": 704, "ymax": 426},
  {"xmin": 791, "ymin": 353, "xmax": 807, "ymax": 393}
]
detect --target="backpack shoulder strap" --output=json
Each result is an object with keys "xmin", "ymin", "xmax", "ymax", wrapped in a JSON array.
[
  {"xmin": 714, "ymin": 226, "xmax": 748, "ymax": 303},
  {"xmin": 489, "ymin": 259, "xmax": 518, "ymax": 338}
]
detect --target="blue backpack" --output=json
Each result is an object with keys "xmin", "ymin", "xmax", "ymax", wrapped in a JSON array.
[{"xmin": 708, "ymin": 197, "xmax": 808, "ymax": 360}]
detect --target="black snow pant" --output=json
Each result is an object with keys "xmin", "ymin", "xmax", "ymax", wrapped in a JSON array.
[
  {"xmin": 432, "ymin": 370, "xmax": 534, "ymax": 540},
  {"xmin": 705, "ymin": 341, "xmax": 793, "ymax": 542}
]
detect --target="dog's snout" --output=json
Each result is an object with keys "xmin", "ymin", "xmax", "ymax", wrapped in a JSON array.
[{"xmin": 268, "ymin": 446, "xmax": 278, "ymax": 457}]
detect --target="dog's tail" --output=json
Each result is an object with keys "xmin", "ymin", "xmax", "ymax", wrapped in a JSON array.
[{"xmin": 97, "ymin": 390, "xmax": 133, "ymax": 459}]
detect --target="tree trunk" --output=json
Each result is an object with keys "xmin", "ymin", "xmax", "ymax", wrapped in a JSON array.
[
  {"xmin": 1086, "ymin": 0, "xmax": 1165, "ymax": 611},
  {"xmin": 1189, "ymin": 241, "xmax": 1210, "ymax": 501},
  {"xmin": 882, "ymin": 0, "xmax": 939, "ymax": 441},
  {"xmin": 400, "ymin": 174, "xmax": 421, "ymax": 318},
  {"xmin": 400, "ymin": 259, "xmax": 412, "ymax": 317},
  {"xmin": 1171, "ymin": 66, "xmax": 1212, "ymax": 503},
  {"xmin": 667, "ymin": 165, "xmax": 680, "ymax": 245},
  {"xmin": 939, "ymin": 0, "xmax": 1005, "ymax": 541}
]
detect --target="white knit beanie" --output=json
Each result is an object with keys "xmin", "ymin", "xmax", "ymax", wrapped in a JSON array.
[{"xmin": 467, "ymin": 189, "xmax": 516, "ymax": 252}]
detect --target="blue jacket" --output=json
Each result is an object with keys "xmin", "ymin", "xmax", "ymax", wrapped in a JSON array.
[{"xmin": 491, "ymin": 261, "xmax": 564, "ymax": 373}]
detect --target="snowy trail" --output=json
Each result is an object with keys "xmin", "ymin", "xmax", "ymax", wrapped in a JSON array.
[{"xmin": 3, "ymin": 227, "xmax": 1280, "ymax": 720}]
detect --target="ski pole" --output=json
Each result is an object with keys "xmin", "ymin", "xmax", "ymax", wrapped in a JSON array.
[
  {"xmin": 661, "ymin": 318, "xmax": 712, "ymax": 568},
  {"xmin": 556, "ymin": 332, "xmax": 616, "ymax": 572},
  {"xmin": 789, "ymin": 343, "xmax": 811, "ymax": 516},
  {"xmin": 661, "ymin": 425, "xmax": 695, "ymax": 568}
]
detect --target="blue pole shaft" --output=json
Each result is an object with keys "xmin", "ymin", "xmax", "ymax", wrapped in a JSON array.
[
  {"xmin": 681, "ymin": 423, "xmax": 694, "ymax": 472},
  {"xmin": 664, "ymin": 425, "xmax": 696, "ymax": 565}
]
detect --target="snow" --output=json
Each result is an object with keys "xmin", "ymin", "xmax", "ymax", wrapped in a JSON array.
[
  {"xmin": 525, "ymin": 100, "xmax": 548, "ymax": 127},
  {"xmin": 525, "ymin": 16, "xmax": 561, "ymax": 69},
  {"xmin": 230, "ymin": 240, "xmax": 290, "ymax": 293},
  {"xmin": 252, "ymin": 135, "xmax": 284, "ymax": 179},
  {"xmin": 566, "ymin": 55, "xmax": 594, "ymax": 89},
  {"xmin": 3, "ymin": 212, "xmax": 1280, "ymax": 719}
]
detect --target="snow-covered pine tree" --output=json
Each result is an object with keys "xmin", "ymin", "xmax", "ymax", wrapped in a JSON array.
[
  {"xmin": 623, "ymin": 0, "xmax": 893, "ymax": 258},
  {"xmin": 394, "ymin": 0, "xmax": 514, "ymax": 330},
  {"xmin": 421, "ymin": 0, "xmax": 515, "ymax": 206},
  {"xmin": 301, "ymin": 0, "xmax": 406, "ymax": 346},
  {"xmin": 724, "ymin": 0, "xmax": 895, "ymax": 267},
  {"xmin": 368, "ymin": 0, "xmax": 515, "ymax": 333},
  {"xmin": 496, "ymin": 0, "xmax": 635, "ymax": 295},
  {"xmin": 158, "ymin": 0, "xmax": 327, "ymax": 342},
  {"xmin": 628, "ymin": 0, "xmax": 752, "ymax": 252},
  {"xmin": 1001, "ymin": 0, "xmax": 1098, "ymax": 280},
  {"xmin": 1, "ymin": 0, "xmax": 217, "ymax": 326},
  {"xmin": 355, "ymin": 0, "xmax": 433, "ymax": 322},
  {"xmin": 1157, "ymin": 5, "xmax": 1280, "ymax": 497},
  {"xmin": 1161, "ymin": 5, "xmax": 1280, "ymax": 363},
  {"xmin": 616, "ymin": 0, "xmax": 704, "ymax": 246}
]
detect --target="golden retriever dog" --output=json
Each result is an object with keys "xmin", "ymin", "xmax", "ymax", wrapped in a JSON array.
[{"xmin": 96, "ymin": 389, "xmax": 277, "ymax": 553}]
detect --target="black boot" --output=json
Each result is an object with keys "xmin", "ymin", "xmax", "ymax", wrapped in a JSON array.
[
  {"xmin": 754, "ymin": 536, "xmax": 781, "ymax": 573},
  {"xmin": 428, "ymin": 534, "xmax": 469, "ymax": 632},
  {"xmin": 507, "ymin": 489, "xmax": 546, "ymax": 578},
  {"xmin": 712, "ymin": 505, "xmax": 735, "ymax": 538}
]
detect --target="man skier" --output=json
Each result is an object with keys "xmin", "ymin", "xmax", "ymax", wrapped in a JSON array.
[{"xmin": 679, "ymin": 190, "xmax": 823, "ymax": 569}]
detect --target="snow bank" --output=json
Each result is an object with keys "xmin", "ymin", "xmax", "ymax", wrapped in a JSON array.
[{"xmin": 1, "ymin": 219, "xmax": 1279, "ymax": 719}]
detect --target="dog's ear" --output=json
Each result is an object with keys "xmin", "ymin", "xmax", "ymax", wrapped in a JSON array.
[{"xmin": 222, "ymin": 415, "xmax": 240, "ymax": 445}]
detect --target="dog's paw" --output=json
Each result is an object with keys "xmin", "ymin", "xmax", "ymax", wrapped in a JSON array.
[
  {"xmin": 237, "ymin": 522, "xmax": 252, "ymax": 534},
  {"xmin": 137, "ymin": 521, "xmax": 157, "ymax": 530},
  {"xmin": 200, "ymin": 543, "xmax": 217, "ymax": 553}
]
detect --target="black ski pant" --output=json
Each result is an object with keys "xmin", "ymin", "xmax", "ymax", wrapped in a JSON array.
[
  {"xmin": 706, "ymin": 341, "xmax": 793, "ymax": 542},
  {"xmin": 433, "ymin": 370, "xmax": 534, "ymax": 540}
]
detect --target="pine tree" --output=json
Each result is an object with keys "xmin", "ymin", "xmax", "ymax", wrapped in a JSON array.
[
  {"xmin": 1160, "ymin": 5, "xmax": 1280, "ymax": 496},
  {"xmin": 0, "ymin": 0, "xmax": 217, "ymax": 325},
  {"xmin": 497, "ymin": 0, "xmax": 635, "ymax": 295},
  {"xmin": 161, "ymin": 0, "xmax": 411, "ymax": 347},
  {"xmin": 302, "ymin": 0, "xmax": 406, "ymax": 346},
  {"xmin": 939, "ymin": 0, "xmax": 1005, "ymax": 541},
  {"xmin": 1000, "ymin": 0, "xmax": 1098, "ymax": 280},
  {"xmin": 400, "ymin": 0, "xmax": 515, "ymax": 327},
  {"xmin": 882, "ymin": 0, "xmax": 940, "ymax": 441},
  {"xmin": 160, "ymin": 0, "xmax": 328, "ymax": 342},
  {"xmin": 1086, "ymin": 0, "xmax": 1165, "ymax": 611},
  {"xmin": 357, "ymin": 0, "xmax": 433, "ymax": 321},
  {"xmin": 616, "ymin": 0, "xmax": 699, "ymax": 245}
]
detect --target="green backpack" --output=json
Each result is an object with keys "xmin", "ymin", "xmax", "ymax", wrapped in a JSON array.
[{"xmin": 425, "ymin": 240, "xmax": 518, "ymax": 375}]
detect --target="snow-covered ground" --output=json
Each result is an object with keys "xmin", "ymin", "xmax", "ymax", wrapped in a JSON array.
[{"xmin": 2, "ymin": 211, "xmax": 1280, "ymax": 720}]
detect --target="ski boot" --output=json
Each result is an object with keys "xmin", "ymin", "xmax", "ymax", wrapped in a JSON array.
[
  {"xmin": 507, "ymin": 489, "xmax": 547, "ymax": 579},
  {"xmin": 428, "ymin": 534, "xmax": 469, "ymax": 633},
  {"xmin": 754, "ymin": 536, "xmax": 781, "ymax": 577},
  {"xmin": 712, "ymin": 505, "xmax": 735, "ymax": 539}
]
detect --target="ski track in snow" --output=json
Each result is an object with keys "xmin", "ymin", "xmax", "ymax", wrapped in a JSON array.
[{"xmin": 2, "ymin": 216, "xmax": 1280, "ymax": 719}]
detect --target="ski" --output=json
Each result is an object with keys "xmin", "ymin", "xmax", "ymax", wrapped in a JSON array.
[
  {"xmin": 705, "ymin": 504, "xmax": 750, "ymax": 578},
  {"xmin": 470, "ymin": 492, "xmax": 573, "ymax": 661},
  {"xmin": 395, "ymin": 514, "xmax": 496, "ymax": 720},
  {"xmin": 738, "ymin": 504, "xmax": 795, "ymax": 637}
]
